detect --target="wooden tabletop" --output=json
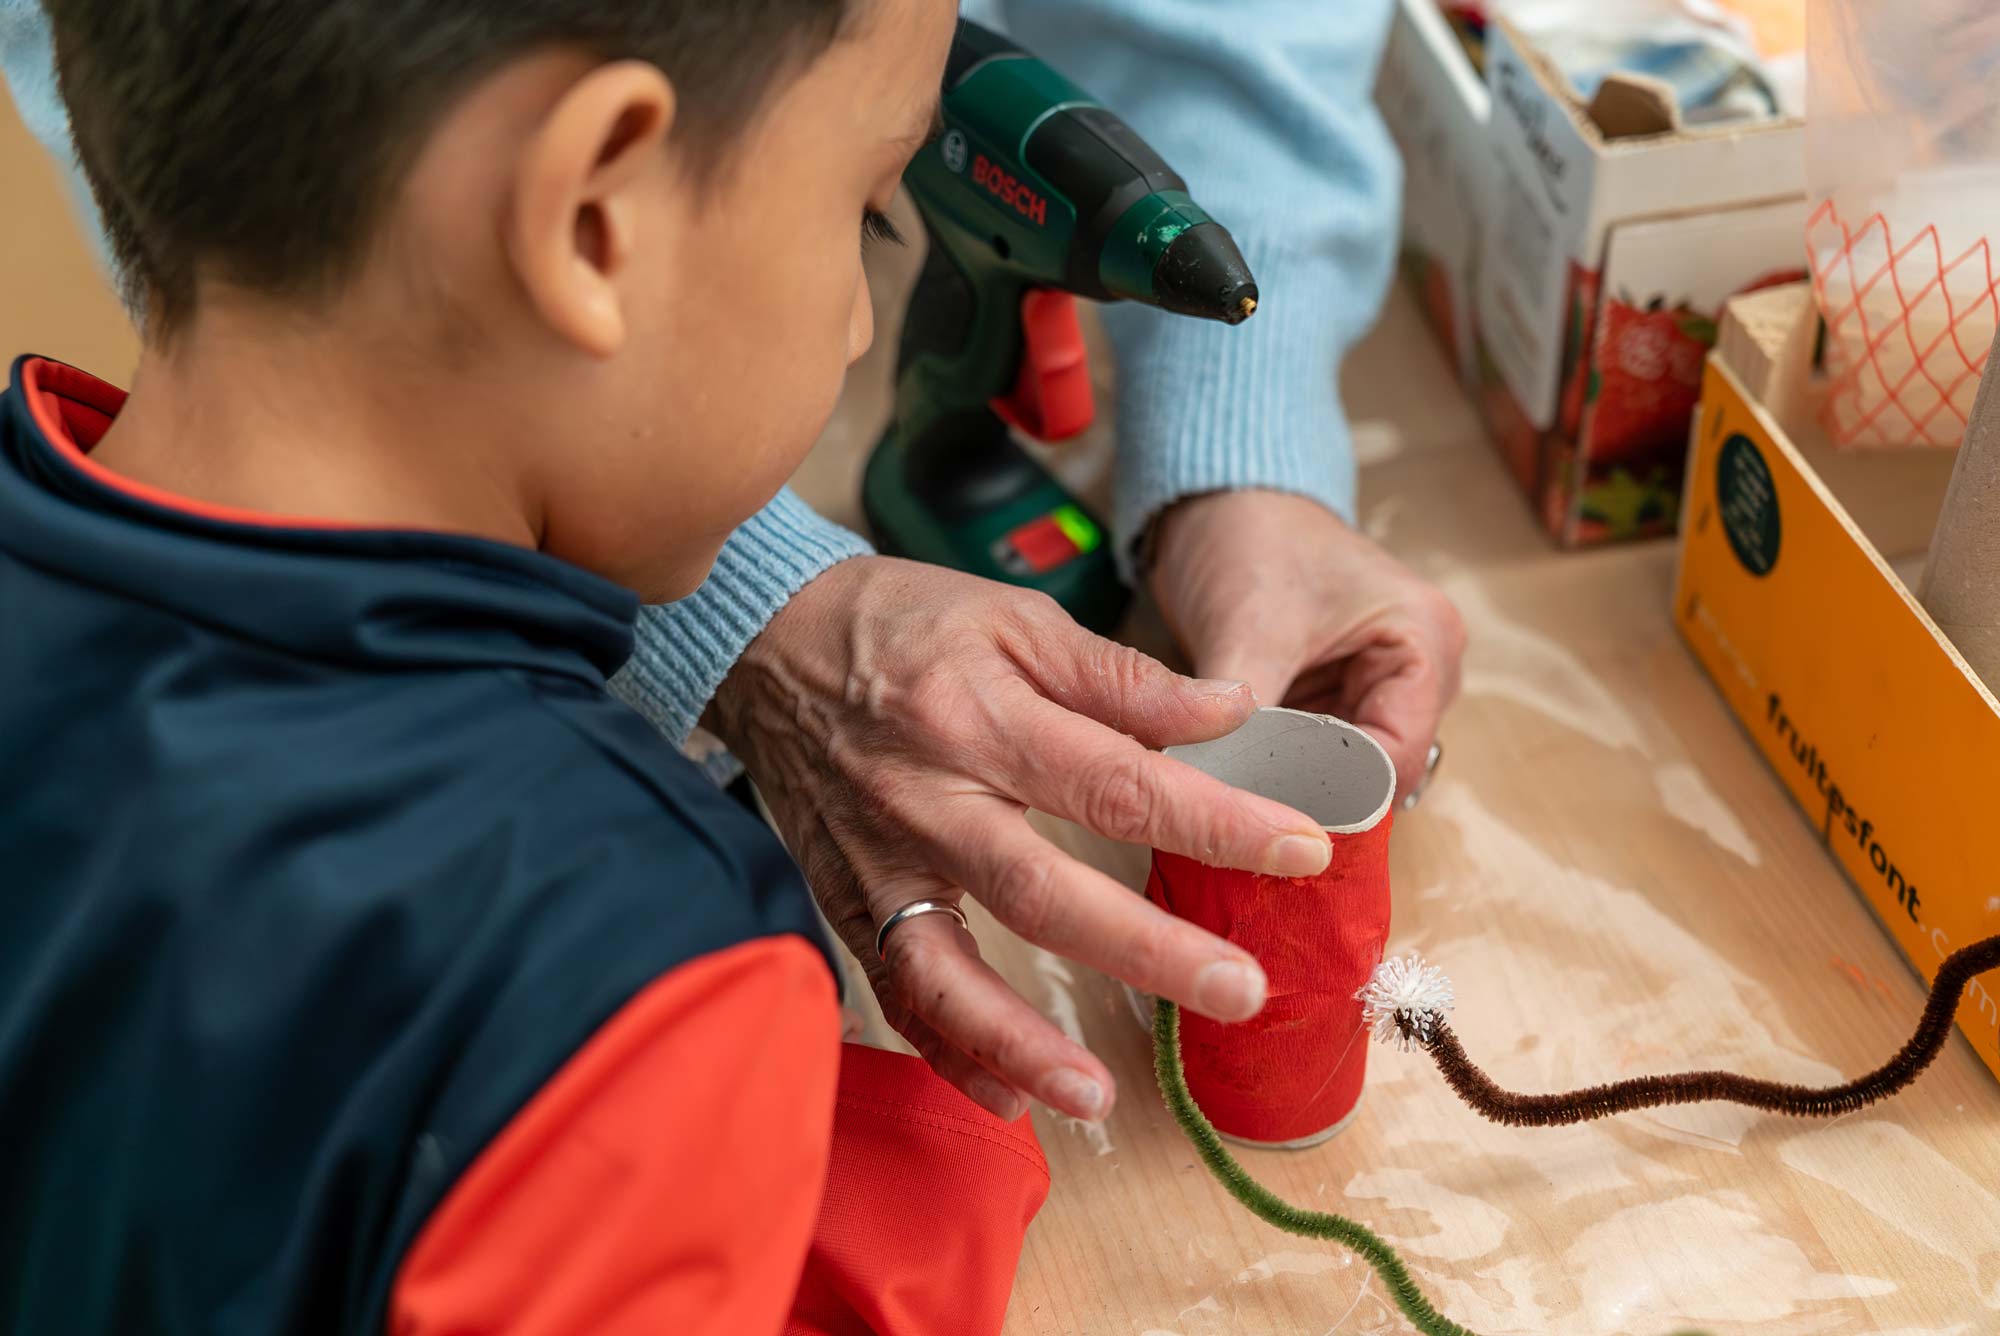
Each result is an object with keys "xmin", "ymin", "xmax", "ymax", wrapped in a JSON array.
[{"xmin": 808, "ymin": 235, "xmax": 2000, "ymax": 1336}]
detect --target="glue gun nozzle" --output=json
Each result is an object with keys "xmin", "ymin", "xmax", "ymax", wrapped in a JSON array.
[{"xmin": 1149, "ymin": 222, "xmax": 1258, "ymax": 324}]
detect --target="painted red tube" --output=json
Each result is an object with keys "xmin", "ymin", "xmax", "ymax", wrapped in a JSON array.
[{"xmin": 1147, "ymin": 708, "xmax": 1396, "ymax": 1147}]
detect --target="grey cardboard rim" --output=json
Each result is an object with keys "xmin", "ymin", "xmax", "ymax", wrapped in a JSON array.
[{"xmin": 1164, "ymin": 706, "xmax": 1395, "ymax": 835}]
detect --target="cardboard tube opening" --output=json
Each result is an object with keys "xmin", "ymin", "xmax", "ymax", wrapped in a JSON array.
[{"xmin": 1165, "ymin": 707, "xmax": 1396, "ymax": 834}]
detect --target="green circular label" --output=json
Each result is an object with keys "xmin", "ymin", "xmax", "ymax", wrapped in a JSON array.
[{"xmin": 1716, "ymin": 433, "xmax": 1780, "ymax": 577}]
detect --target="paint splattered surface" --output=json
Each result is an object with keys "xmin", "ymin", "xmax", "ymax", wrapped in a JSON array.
[{"xmin": 805, "ymin": 273, "xmax": 2000, "ymax": 1333}]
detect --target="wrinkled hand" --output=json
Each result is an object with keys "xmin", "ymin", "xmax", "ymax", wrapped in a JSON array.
[
  {"xmin": 1149, "ymin": 490, "xmax": 1465, "ymax": 802},
  {"xmin": 705, "ymin": 556, "xmax": 1335, "ymax": 1123}
]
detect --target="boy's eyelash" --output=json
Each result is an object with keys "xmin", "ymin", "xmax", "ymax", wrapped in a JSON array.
[{"xmin": 863, "ymin": 208, "xmax": 907, "ymax": 250}]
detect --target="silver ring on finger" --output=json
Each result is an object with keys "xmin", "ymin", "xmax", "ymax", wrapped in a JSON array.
[
  {"xmin": 1401, "ymin": 740, "xmax": 1444, "ymax": 812},
  {"xmin": 873, "ymin": 898, "xmax": 971, "ymax": 961}
]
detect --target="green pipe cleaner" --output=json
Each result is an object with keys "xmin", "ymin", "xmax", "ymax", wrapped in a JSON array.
[{"xmin": 1153, "ymin": 998, "xmax": 1713, "ymax": 1336}]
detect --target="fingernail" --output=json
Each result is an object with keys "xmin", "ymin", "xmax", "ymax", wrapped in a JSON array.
[
  {"xmin": 1047, "ymin": 1069, "xmax": 1107, "ymax": 1121},
  {"xmin": 967, "ymin": 1072, "xmax": 1025, "ymax": 1121},
  {"xmin": 1267, "ymin": 833, "xmax": 1331, "ymax": 877},
  {"xmin": 1195, "ymin": 958, "xmax": 1267, "ymax": 1019},
  {"xmin": 1194, "ymin": 678, "xmax": 1253, "ymax": 701}
]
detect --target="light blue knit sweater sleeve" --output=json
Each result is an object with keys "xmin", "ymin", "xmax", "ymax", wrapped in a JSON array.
[{"xmin": 611, "ymin": 488, "xmax": 870, "ymax": 741}]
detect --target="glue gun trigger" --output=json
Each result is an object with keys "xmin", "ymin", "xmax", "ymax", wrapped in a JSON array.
[{"xmin": 989, "ymin": 289, "xmax": 1094, "ymax": 443}]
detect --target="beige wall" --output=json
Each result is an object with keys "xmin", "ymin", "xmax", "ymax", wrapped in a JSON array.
[{"xmin": 0, "ymin": 91, "xmax": 138, "ymax": 380}]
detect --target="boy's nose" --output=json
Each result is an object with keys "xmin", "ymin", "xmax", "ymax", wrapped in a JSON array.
[{"xmin": 848, "ymin": 275, "xmax": 875, "ymax": 366}]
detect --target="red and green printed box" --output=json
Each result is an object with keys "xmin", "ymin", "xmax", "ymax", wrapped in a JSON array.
[{"xmin": 1418, "ymin": 15, "xmax": 1810, "ymax": 547}]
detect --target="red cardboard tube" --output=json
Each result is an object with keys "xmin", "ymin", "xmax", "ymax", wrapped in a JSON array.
[{"xmin": 1147, "ymin": 708, "xmax": 1396, "ymax": 1148}]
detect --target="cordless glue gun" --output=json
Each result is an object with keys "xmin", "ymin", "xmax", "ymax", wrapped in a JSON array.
[{"xmin": 861, "ymin": 19, "xmax": 1259, "ymax": 632}]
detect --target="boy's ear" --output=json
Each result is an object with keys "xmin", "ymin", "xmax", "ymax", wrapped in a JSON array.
[{"xmin": 508, "ymin": 61, "xmax": 676, "ymax": 358}]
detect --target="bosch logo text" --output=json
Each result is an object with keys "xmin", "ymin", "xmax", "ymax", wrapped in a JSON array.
[{"xmin": 973, "ymin": 154, "xmax": 1047, "ymax": 226}]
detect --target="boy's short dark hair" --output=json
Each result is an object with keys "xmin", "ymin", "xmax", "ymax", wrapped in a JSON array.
[{"xmin": 44, "ymin": 1, "xmax": 855, "ymax": 333}]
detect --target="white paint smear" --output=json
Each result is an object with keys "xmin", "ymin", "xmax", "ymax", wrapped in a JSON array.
[
  {"xmin": 1567, "ymin": 1193, "xmax": 1896, "ymax": 1324},
  {"xmin": 1777, "ymin": 1120, "xmax": 2000, "ymax": 1309},
  {"xmin": 1440, "ymin": 576, "xmax": 1647, "ymax": 754},
  {"xmin": 1175, "ymin": 1295, "xmax": 1223, "ymax": 1320},
  {"xmin": 1234, "ymin": 1249, "xmax": 1357, "ymax": 1283},
  {"xmin": 1352, "ymin": 419, "xmax": 1405, "ymax": 466},
  {"xmin": 1653, "ymin": 761, "xmax": 1762, "ymax": 867},
  {"xmin": 1026, "ymin": 951, "xmax": 1114, "ymax": 1156},
  {"xmin": 1345, "ymin": 1167, "xmax": 1511, "ymax": 1262},
  {"xmin": 1364, "ymin": 494, "xmax": 1406, "ymax": 544},
  {"xmin": 1539, "ymin": 1129, "xmax": 1650, "ymax": 1204}
]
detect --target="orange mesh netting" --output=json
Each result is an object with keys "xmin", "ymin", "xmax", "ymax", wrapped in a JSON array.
[{"xmin": 1807, "ymin": 198, "xmax": 1999, "ymax": 448}]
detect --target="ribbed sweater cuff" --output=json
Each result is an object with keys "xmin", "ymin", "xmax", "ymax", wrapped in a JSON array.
[{"xmin": 610, "ymin": 489, "xmax": 871, "ymax": 744}]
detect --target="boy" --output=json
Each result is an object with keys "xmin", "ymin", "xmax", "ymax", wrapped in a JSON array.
[{"xmin": 0, "ymin": 1, "xmax": 1050, "ymax": 1331}]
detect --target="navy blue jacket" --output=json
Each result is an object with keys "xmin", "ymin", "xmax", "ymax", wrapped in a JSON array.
[{"xmin": 0, "ymin": 358, "xmax": 831, "ymax": 1334}]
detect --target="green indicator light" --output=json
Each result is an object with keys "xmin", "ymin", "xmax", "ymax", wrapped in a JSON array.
[{"xmin": 1052, "ymin": 504, "xmax": 1101, "ymax": 554}]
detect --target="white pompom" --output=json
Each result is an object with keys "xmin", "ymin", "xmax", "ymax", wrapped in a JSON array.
[{"xmin": 1356, "ymin": 954, "xmax": 1455, "ymax": 1051}]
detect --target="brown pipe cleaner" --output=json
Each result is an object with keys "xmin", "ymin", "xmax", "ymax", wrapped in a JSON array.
[{"xmin": 1358, "ymin": 934, "xmax": 2000, "ymax": 1127}]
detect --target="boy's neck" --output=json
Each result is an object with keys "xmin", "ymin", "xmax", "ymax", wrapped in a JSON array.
[{"xmin": 87, "ymin": 298, "xmax": 542, "ymax": 548}]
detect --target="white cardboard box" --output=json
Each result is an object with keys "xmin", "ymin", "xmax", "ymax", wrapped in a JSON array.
[
  {"xmin": 1378, "ymin": 9, "xmax": 1814, "ymax": 545},
  {"xmin": 1476, "ymin": 19, "xmax": 1804, "ymax": 434},
  {"xmin": 1376, "ymin": 0, "xmax": 1491, "ymax": 392},
  {"xmin": 1472, "ymin": 18, "xmax": 1808, "ymax": 544}
]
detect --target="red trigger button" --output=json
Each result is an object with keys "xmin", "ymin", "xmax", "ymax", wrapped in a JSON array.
[{"xmin": 990, "ymin": 290, "xmax": 1094, "ymax": 443}]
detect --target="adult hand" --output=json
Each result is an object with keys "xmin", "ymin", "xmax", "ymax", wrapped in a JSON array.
[
  {"xmin": 1148, "ymin": 489, "xmax": 1465, "ymax": 803},
  {"xmin": 704, "ymin": 555, "xmax": 1335, "ymax": 1123}
]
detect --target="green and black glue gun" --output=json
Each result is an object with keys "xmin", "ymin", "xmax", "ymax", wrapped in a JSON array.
[{"xmin": 861, "ymin": 19, "xmax": 1259, "ymax": 633}]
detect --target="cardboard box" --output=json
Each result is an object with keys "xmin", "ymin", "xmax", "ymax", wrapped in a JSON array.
[
  {"xmin": 1478, "ymin": 18, "xmax": 1810, "ymax": 547},
  {"xmin": 1378, "ymin": 8, "xmax": 1812, "ymax": 547},
  {"xmin": 1675, "ymin": 284, "xmax": 2000, "ymax": 1084},
  {"xmin": 1377, "ymin": 0, "xmax": 1490, "ymax": 392}
]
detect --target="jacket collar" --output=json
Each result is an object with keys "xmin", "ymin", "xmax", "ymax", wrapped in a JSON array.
[{"xmin": 1, "ymin": 356, "xmax": 640, "ymax": 683}]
